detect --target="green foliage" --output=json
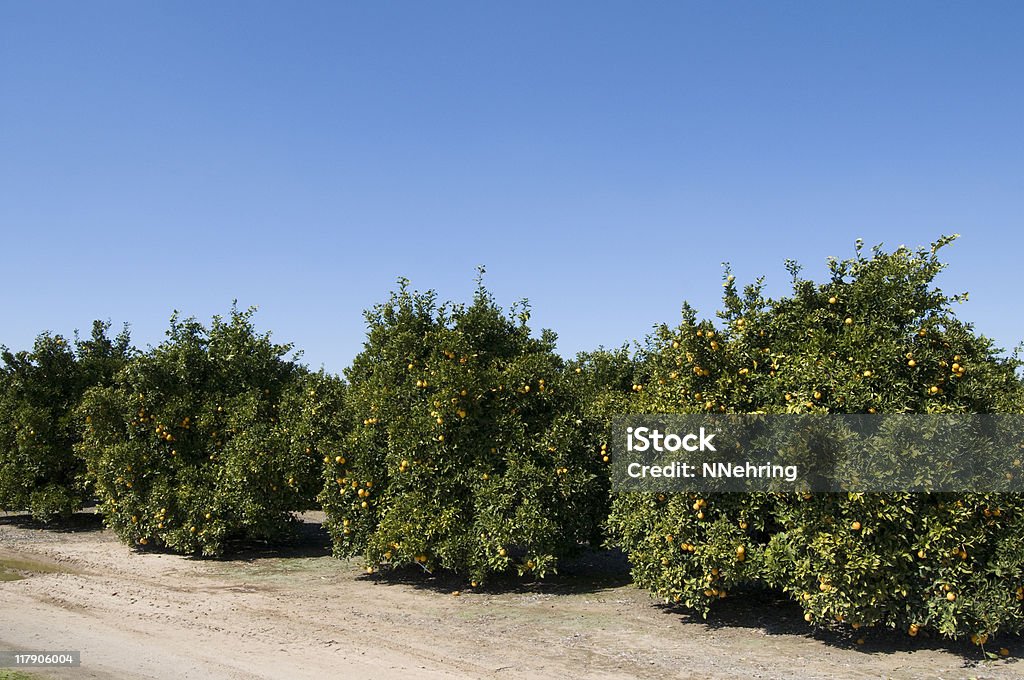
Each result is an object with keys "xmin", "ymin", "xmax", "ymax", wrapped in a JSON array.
[
  {"xmin": 569, "ymin": 345, "xmax": 638, "ymax": 422},
  {"xmin": 0, "ymin": 321, "xmax": 131, "ymax": 519},
  {"xmin": 765, "ymin": 492, "xmax": 1024, "ymax": 639},
  {"xmin": 608, "ymin": 236, "xmax": 1024, "ymax": 641},
  {"xmin": 319, "ymin": 279, "xmax": 608, "ymax": 582},
  {"xmin": 77, "ymin": 306, "xmax": 324, "ymax": 555}
]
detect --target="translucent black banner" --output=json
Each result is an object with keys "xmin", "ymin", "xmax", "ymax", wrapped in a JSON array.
[{"xmin": 610, "ymin": 415, "xmax": 1024, "ymax": 493}]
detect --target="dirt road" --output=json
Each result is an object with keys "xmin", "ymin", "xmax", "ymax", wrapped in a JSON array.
[{"xmin": 1, "ymin": 512, "xmax": 1019, "ymax": 679}]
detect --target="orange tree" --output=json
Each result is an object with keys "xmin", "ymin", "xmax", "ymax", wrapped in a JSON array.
[
  {"xmin": 319, "ymin": 279, "xmax": 608, "ymax": 583},
  {"xmin": 78, "ymin": 306, "xmax": 327, "ymax": 555},
  {"xmin": 607, "ymin": 236, "xmax": 1024, "ymax": 641},
  {"xmin": 0, "ymin": 321, "xmax": 132, "ymax": 519}
]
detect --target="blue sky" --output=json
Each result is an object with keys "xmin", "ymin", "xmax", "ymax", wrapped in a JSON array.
[{"xmin": 2, "ymin": 2, "xmax": 1022, "ymax": 373}]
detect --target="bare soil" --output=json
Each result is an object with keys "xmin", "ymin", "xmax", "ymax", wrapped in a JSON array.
[{"xmin": 1, "ymin": 511, "xmax": 1020, "ymax": 679}]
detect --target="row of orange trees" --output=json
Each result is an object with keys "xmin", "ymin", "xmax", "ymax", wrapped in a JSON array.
[{"xmin": 2, "ymin": 237, "xmax": 1023, "ymax": 643}]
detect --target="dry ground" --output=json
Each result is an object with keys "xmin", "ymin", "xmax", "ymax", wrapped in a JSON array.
[{"xmin": 1, "ymin": 511, "xmax": 1021, "ymax": 680}]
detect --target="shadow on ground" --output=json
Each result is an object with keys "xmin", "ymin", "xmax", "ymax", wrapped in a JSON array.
[
  {"xmin": 214, "ymin": 518, "xmax": 334, "ymax": 561},
  {"xmin": 657, "ymin": 586, "xmax": 1023, "ymax": 666},
  {"xmin": 360, "ymin": 545, "xmax": 633, "ymax": 597},
  {"xmin": 0, "ymin": 510, "xmax": 105, "ymax": 533}
]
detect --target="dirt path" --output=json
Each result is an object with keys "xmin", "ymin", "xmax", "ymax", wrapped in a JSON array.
[{"xmin": 1, "ymin": 512, "xmax": 1020, "ymax": 680}]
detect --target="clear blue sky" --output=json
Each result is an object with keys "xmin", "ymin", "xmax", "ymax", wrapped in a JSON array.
[{"xmin": 2, "ymin": 2, "xmax": 1022, "ymax": 373}]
